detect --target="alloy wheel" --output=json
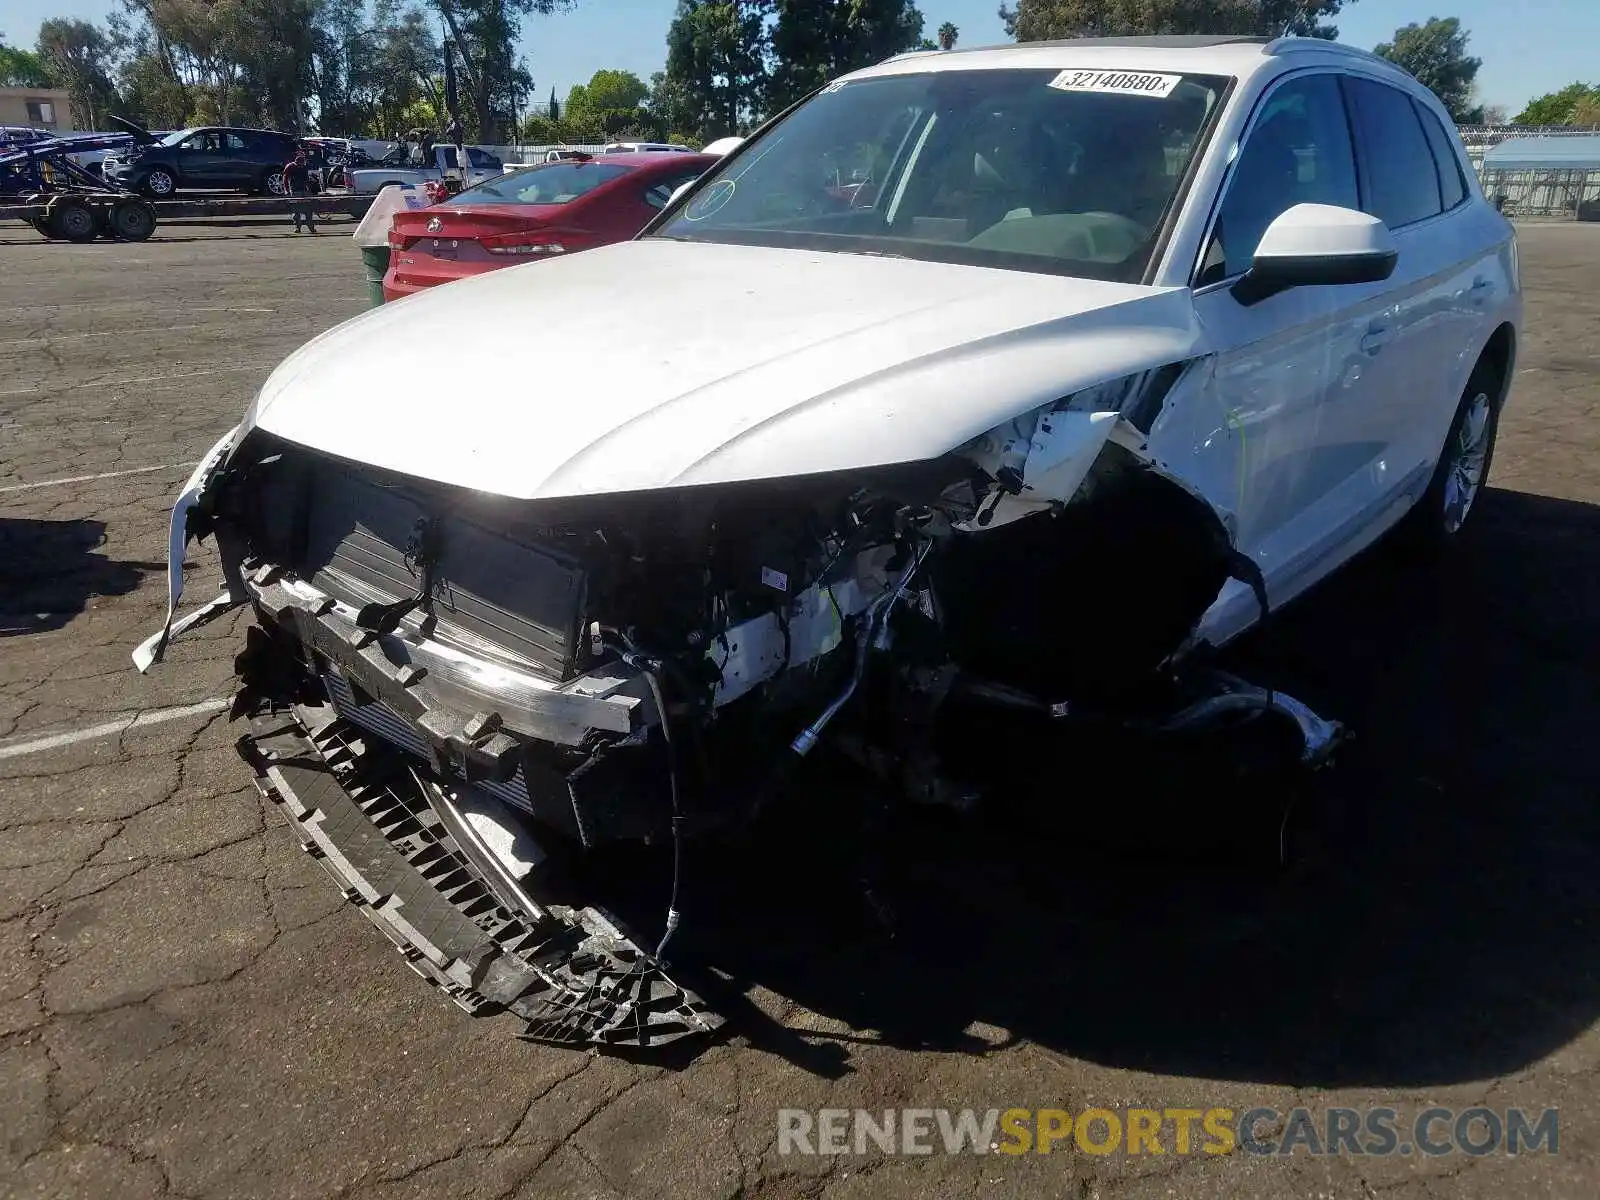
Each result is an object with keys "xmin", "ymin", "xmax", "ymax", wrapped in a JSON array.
[{"xmin": 1441, "ymin": 391, "xmax": 1492, "ymax": 534}]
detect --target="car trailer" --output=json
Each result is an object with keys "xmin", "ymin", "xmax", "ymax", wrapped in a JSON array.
[{"xmin": 0, "ymin": 133, "xmax": 158, "ymax": 242}]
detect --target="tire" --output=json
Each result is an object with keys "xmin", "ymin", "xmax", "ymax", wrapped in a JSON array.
[
  {"xmin": 109, "ymin": 198, "xmax": 157, "ymax": 242},
  {"xmin": 47, "ymin": 199, "xmax": 98, "ymax": 243},
  {"xmin": 28, "ymin": 215, "xmax": 53, "ymax": 238},
  {"xmin": 1397, "ymin": 359, "xmax": 1502, "ymax": 550},
  {"xmin": 140, "ymin": 167, "xmax": 177, "ymax": 198},
  {"xmin": 259, "ymin": 169, "xmax": 286, "ymax": 196}
]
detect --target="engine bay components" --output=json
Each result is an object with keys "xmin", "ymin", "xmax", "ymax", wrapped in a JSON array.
[{"xmin": 138, "ymin": 403, "xmax": 1345, "ymax": 1048}]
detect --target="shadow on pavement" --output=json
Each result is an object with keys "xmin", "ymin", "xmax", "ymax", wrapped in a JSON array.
[
  {"xmin": 0, "ymin": 517, "xmax": 153, "ymax": 635},
  {"xmin": 609, "ymin": 486, "xmax": 1600, "ymax": 1089}
]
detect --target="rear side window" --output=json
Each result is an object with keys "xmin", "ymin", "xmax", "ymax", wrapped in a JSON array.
[
  {"xmin": 446, "ymin": 162, "xmax": 630, "ymax": 206},
  {"xmin": 644, "ymin": 170, "xmax": 706, "ymax": 209},
  {"xmin": 1344, "ymin": 77, "xmax": 1442, "ymax": 228},
  {"xmin": 1414, "ymin": 101, "xmax": 1468, "ymax": 211},
  {"xmin": 1200, "ymin": 72, "xmax": 1359, "ymax": 284}
]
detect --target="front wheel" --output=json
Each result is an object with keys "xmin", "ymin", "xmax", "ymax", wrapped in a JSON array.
[
  {"xmin": 1399, "ymin": 361, "xmax": 1502, "ymax": 549},
  {"xmin": 140, "ymin": 167, "xmax": 176, "ymax": 198},
  {"xmin": 260, "ymin": 169, "xmax": 286, "ymax": 196}
]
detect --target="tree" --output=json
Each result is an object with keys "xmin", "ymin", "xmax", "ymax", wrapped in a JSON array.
[
  {"xmin": 767, "ymin": 0, "xmax": 925, "ymax": 112},
  {"xmin": 565, "ymin": 68, "xmax": 652, "ymax": 138},
  {"xmin": 1000, "ymin": 0, "xmax": 1348, "ymax": 42},
  {"xmin": 647, "ymin": 67, "xmax": 696, "ymax": 138},
  {"xmin": 1374, "ymin": 17, "xmax": 1481, "ymax": 123},
  {"xmin": 367, "ymin": 4, "xmax": 446, "ymax": 135},
  {"xmin": 566, "ymin": 67, "xmax": 648, "ymax": 117},
  {"xmin": 663, "ymin": 1, "xmax": 771, "ymax": 140},
  {"xmin": 37, "ymin": 19, "xmax": 124, "ymax": 130},
  {"xmin": 547, "ymin": 85, "xmax": 558, "ymax": 120},
  {"xmin": 1514, "ymin": 82, "xmax": 1600, "ymax": 126},
  {"xmin": 0, "ymin": 34, "xmax": 55, "ymax": 86},
  {"xmin": 429, "ymin": 0, "xmax": 574, "ymax": 140},
  {"xmin": 937, "ymin": 21, "xmax": 958, "ymax": 49}
]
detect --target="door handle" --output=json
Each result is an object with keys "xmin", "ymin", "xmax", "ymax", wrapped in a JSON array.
[
  {"xmin": 1361, "ymin": 323, "xmax": 1394, "ymax": 355},
  {"xmin": 1469, "ymin": 276, "xmax": 1493, "ymax": 306}
]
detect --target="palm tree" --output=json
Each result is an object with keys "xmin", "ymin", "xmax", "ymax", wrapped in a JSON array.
[{"xmin": 937, "ymin": 22, "xmax": 959, "ymax": 51}]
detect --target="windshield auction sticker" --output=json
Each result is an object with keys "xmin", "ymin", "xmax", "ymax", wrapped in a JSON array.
[{"xmin": 1047, "ymin": 69, "xmax": 1182, "ymax": 98}]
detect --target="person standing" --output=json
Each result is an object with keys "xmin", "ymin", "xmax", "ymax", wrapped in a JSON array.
[{"xmin": 284, "ymin": 148, "xmax": 317, "ymax": 234}]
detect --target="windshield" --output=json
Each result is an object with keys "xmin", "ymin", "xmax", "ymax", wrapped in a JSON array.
[
  {"xmin": 157, "ymin": 128, "xmax": 198, "ymax": 148},
  {"xmin": 653, "ymin": 68, "xmax": 1227, "ymax": 281},
  {"xmin": 445, "ymin": 161, "xmax": 631, "ymax": 205}
]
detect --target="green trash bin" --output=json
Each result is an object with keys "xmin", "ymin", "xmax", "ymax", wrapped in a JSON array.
[{"xmin": 361, "ymin": 244, "xmax": 391, "ymax": 308}]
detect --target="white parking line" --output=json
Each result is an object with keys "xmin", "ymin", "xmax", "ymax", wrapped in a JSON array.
[
  {"xmin": 0, "ymin": 698, "xmax": 230, "ymax": 761},
  {"xmin": 0, "ymin": 464, "xmax": 184, "ymax": 495},
  {"xmin": 0, "ymin": 364, "xmax": 272, "ymax": 399},
  {"xmin": 87, "ymin": 364, "xmax": 274, "ymax": 391},
  {"xmin": 0, "ymin": 325, "xmax": 212, "ymax": 350}
]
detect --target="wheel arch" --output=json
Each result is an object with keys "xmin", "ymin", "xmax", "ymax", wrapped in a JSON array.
[{"xmin": 1477, "ymin": 322, "xmax": 1518, "ymax": 408}]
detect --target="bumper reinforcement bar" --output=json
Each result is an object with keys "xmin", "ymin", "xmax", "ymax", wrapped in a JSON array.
[{"xmin": 239, "ymin": 701, "xmax": 723, "ymax": 1048}]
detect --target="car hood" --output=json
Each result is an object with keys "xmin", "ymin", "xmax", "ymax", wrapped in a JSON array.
[
  {"xmin": 108, "ymin": 114, "xmax": 157, "ymax": 145},
  {"xmin": 247, "ymin": 239, "xmax": 1202, "ymax": 500}
]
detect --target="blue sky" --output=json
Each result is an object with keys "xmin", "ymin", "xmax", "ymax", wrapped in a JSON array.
[{"xmin": 4, "ymin": 0, "xmax": 1592, "ymax": 116}]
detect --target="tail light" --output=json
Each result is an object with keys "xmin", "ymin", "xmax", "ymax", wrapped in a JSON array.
[
  {"xmin": 387, "ymin": 228, "xmax": 407, "ymax": 249},
  {"xmin": 481, "ymin": 229, "xmax": 572, "ymax": 256}
]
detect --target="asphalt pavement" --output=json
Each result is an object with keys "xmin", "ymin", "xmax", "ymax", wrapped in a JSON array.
[{"xmin": 1, "ymin": 218, "xmax": 1598, "ymax": 1199}]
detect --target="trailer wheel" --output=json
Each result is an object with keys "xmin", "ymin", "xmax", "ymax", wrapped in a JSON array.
[
  {"xmin": 48, "ymin": 199, "xmax": 98, "ymax": 243},
  {"xmin": 109, "ymin": 198, "xmax": 157, "ymax": 242},
  {"xmin": 28, "ymin": 215, "xmax": 54, "ymax": 238}
]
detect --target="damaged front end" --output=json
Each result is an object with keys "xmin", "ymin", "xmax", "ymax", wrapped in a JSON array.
[{"xmin": 135, "ymin": 390, "xmax": 1343, "ymax": 1049}]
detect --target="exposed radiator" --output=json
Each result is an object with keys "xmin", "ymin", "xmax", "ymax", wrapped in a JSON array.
[{"xmin": 251, "ymin": 453, "xmax": 588, "ymax": 680}]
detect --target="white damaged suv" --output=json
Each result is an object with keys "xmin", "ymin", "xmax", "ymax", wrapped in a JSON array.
[{"xmin": 136, "ymin": 35, "xmax": 1519, "ymax": 1046}]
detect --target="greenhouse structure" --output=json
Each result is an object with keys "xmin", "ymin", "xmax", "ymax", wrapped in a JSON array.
[{"xmin": 1477, "ymin": 133, "xmax": 1600, "ymax": 220}]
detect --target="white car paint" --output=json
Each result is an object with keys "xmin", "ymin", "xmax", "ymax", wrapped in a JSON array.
[
  {"xmin": 147, "ymin": 35, "xmax": 1521, "ymax": 667},
  {"xmin": 247, "ymin": 239, "xmax": 1200, "ymax": 498}
]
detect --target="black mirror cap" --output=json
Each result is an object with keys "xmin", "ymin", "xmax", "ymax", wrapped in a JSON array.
[{"xmin": 1231, "ymin": 248, "xmax": 1397, "ymax": 307}]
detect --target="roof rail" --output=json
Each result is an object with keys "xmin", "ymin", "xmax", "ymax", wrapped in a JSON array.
[
  {"xmin": 1263, "ymin": 37, "xmax": 1390, "ymax": 67},
  {"xmin": 884, "ymin": 34, "xmax": 1274, "ymax": 63}
]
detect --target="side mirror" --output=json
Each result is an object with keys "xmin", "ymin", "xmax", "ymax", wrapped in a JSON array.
[{"xmin": 1231, "ymin": 203, "xmax": 1397, "ymax": 307}]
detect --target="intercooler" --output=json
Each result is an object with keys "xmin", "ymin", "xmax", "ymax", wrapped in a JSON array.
[{"xmin": 320, "ymin": 666, "xmax": 535, "ymax": 811}]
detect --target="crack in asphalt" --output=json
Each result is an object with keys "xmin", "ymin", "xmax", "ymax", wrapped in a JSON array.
[{"xmin": 4, "ymin": 226, "xmax": 1597, "ymax": 1200}]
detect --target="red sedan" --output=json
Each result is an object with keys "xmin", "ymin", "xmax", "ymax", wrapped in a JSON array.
[{"xmin": 383, "ymin": 152, "xmax": 717, "ymax": 301}]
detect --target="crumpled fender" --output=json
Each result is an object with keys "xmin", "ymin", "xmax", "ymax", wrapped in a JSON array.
[{"xmin": 131, "ymin": 425, "xmax": 247, "ymax": 672}]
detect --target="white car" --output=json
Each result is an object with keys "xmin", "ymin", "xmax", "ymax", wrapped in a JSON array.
[
  {"xmin": 601, "ymin": 140, "xmax": 695, "ymax": 154},
  {"xmin": 346, "ymin": 144, "xmax": 504, "ymax": 194},
  {"xmin": 136, "ymin": 35, "xmax": 1518, "ymax": 1047}
]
